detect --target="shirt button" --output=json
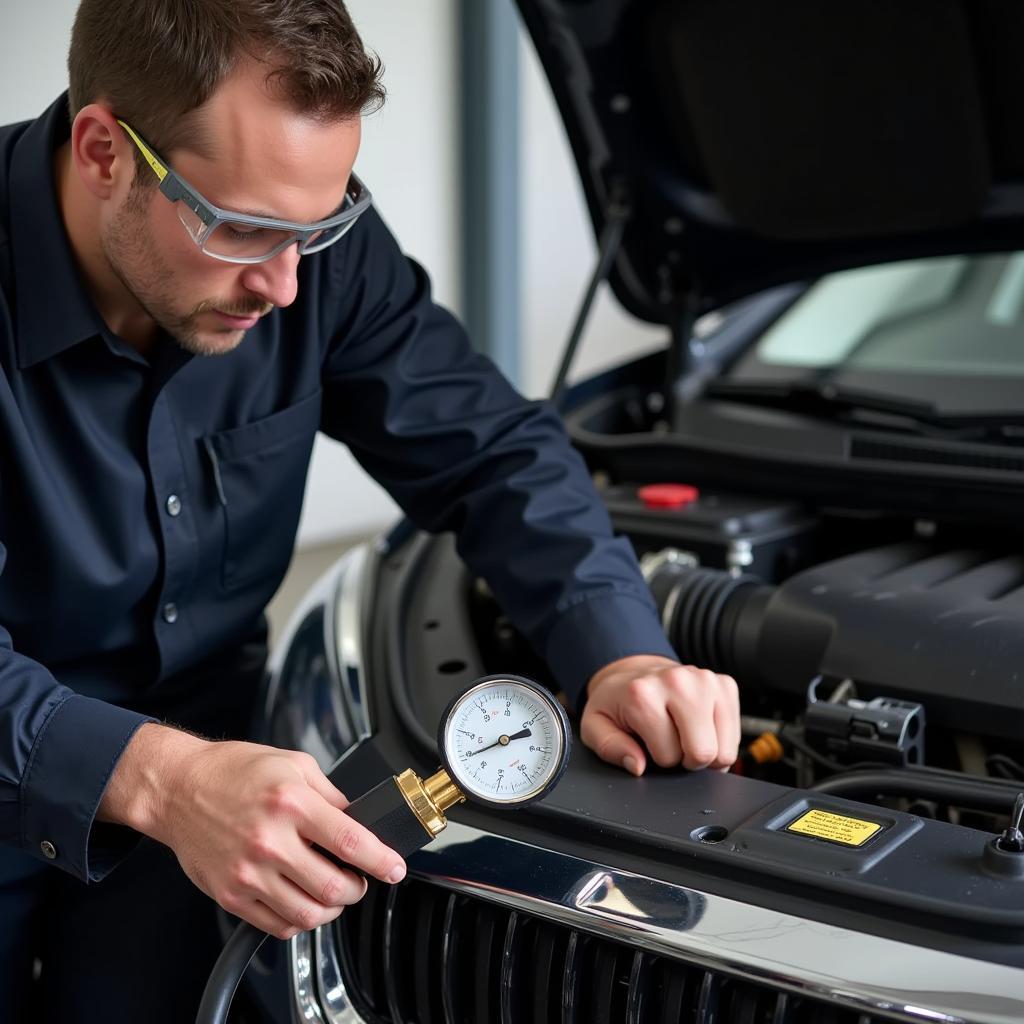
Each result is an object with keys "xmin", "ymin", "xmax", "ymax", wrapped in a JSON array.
[
  {"xmin": 166, "ymin": 494, "xmax": 182, "ymax": 517},
  {"xmin": 40, "ymin": 840, "xmax": 57, "ymax": 860},
  {"xmin": 162, "ymin": 602, "xmax": 179, "ymax": 624}
]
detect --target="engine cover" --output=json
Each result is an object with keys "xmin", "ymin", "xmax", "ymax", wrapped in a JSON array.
[{"xmin": 753, "ymin": 543, "xmax": 1024, "ymax": 740}]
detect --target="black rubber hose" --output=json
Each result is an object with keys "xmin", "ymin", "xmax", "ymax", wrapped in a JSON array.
[
  {"xmin": 651, "ymin": 565, "xmax": 766, "ymax": 676},
  {"xmin": 195, "ymin": 922, "xmax": 268, "ymax": 1024},
  {"xmin": 811, "ymin": 769, "xmax": 1022, "ymax": 813}
]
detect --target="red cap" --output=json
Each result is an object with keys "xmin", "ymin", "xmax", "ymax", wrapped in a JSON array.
[{"xmin": 637, "ymin": 483, "xmax": 700, "ymax": 510}]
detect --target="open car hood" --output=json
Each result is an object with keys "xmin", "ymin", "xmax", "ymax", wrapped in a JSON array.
[{"xmin": 516, "ymin": 0, "xmax": 1024, "ymax": 323}]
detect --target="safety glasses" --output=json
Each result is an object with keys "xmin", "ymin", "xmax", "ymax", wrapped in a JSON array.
[{"xmin": 116, "ymin": 119, "xmax": 372, "ymax": 264}]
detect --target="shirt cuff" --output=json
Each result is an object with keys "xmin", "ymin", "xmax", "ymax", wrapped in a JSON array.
[
  {"xmin": 20, "ymin": 694, "xmax": 154, "ymax": 882},
  {"xmin": 542, "ymin": 590, "xmax": 678, "ymax": 710}
]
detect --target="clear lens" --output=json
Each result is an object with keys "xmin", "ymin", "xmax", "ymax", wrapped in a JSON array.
[
  {"xmin": 205, "ymin": 219, "xmax": 297, "ymax": 260},
  {"xmin": 298, "ymin": 217, "xmax": 359, "ymax": 254},
  {"xmin": 176, "ymin": 201, "xmax": 207, "ymax": 245}
]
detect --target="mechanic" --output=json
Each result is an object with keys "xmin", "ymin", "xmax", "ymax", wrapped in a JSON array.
[{"xmin": 0, "ymin": 0, "xmax": 740, "ymax": 1018}]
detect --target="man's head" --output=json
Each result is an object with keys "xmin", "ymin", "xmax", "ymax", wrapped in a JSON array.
[{"xmin": 64, "ymin": 0, "xmax": 383, "ymax": 355}]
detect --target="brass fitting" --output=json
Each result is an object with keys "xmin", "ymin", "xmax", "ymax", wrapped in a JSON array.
[
  {"xmin": 424, "ymin": 769, "xmax": 464, "ymax": 813},
  {"xmin": 395, "ymin": 768, "xmax": 465, "ymax": 838}
]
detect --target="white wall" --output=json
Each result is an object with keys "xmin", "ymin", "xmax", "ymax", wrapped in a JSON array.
[
  {"xmin": 296, "ymin": 0, "xmax": 459, "ymax": 544},
  {"xmin": 0, "ymin": 1, "xmax": 79, "ymax": 124}
]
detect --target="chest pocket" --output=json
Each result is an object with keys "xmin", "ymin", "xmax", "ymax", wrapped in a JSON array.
[{"xmin": 202, "ymin": 390, "xmax": 322, "ymax": 589}]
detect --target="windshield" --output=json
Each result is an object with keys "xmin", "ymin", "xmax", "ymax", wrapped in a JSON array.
[{"xmin": 725, "ymin": 254, "xmax": 1024, "ymax": 415}]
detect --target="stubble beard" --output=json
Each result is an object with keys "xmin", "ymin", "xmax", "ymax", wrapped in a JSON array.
[{"xmin": 101, "ymin": 185, "xmax": 266, "ymax": 357}]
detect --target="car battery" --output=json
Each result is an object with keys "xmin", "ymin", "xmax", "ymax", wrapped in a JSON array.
[{"xmin": 601, "ymin": 482, "xmax": 819, "ymax": 583}]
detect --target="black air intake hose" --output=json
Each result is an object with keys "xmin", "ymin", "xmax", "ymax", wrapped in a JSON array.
[
  {"xmin": 643, "ymin": 553, "xmax": 773, "ymax": 676},
  {"xmin": 645, "ymin": 544, "xmax": 1024, "ymax": 744}
]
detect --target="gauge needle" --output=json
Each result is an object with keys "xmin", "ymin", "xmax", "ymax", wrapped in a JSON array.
[{"xmin": 465, "ymin": 728, "xmax": 532, "ymax": 757}]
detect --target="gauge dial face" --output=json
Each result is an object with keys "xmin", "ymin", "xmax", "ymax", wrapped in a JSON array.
[{"xmin": 439, "ymin": 677, "xmax": 570, "ymax": 807}]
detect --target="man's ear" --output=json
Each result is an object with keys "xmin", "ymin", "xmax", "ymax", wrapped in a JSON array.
[{"xmin": 70, "ymin": 104, "xmax": 133, "ymax": 201}]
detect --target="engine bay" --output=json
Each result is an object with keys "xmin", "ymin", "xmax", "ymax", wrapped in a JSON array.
[
  {"xmin": 471, "ymin": 479, "xmax": 1024, "ymax": 841},
  {"xmin": 378, "ymin": 491, "xmax": 1024, "ymax": 948}
]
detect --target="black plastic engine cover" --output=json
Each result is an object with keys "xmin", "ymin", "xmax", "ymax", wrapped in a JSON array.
[{"xmin": 751, "ymin": 543, "xmax": 1024, "ymax": 740}]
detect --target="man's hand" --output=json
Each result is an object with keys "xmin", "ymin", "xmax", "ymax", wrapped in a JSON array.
[
  {"xmin": 99, "ymin": 724, "xmax": 406, "ymax": 940},
  {"xmin": 580, "ymin": 655, "xmax": 740, "ymax": 775}
]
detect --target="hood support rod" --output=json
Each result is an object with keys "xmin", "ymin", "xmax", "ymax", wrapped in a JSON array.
[{"xmin": 549, "ymin": 192, "xmax": 631, "ymax": 410}]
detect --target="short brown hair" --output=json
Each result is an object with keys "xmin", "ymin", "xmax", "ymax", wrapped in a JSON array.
[{"xmin": 68, "ymin": 0, "xmax": 384, "ymax": 169}]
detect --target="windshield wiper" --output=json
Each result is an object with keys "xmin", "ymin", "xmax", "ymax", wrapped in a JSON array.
[{"xmin": 705, "ymin": 379, "xmax": 1024, "ymax": 437}]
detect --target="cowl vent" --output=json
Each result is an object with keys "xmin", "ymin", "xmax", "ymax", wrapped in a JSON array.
[{"xmin": 850, "ymin": 437, "xmax": 1024, "ymax": 473}]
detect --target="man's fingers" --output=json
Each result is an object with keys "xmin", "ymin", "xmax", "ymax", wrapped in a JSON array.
[
  {"xmin": 580, "ymin": 708, "xmax": 647, "ymax": 775},
  {"xmin": 666, "ymin": 674, "xmax": 719, "ymax": 771},
  {"xmin": 259, "ymin": 868, "xmax": 358, "ymax": 934},
  {"xmin": 292, "ymin": 753, "xmax": 350, "ymax": 811},
  {"xmin": 283, "ymin": 840, "xmax": 369, "ymax": 910},
  {"xmin": 581, "ymin": 663, "xmax": 743, "ymax": 775},
  {"xmin": 710, "ymin": 674, "xmax": 741, "ymax": 768},
  {"xmin": 621, "ymin": 676, "xmax": 691, "ymax": 767},
  {"xmin": 285, "ymin": 753, "xmax": 406, "ymax": 884},
  {"xmin": 303, "ymin": 804, "xmax": 406, "ymax": 885},
  {"xmin": 235, "ymin": 899, "xmax": 302, "ymax": 942}
]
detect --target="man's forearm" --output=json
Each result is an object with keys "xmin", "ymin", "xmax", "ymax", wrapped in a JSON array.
[{"xmin": 97, "ymin": 721, "xmax": 209, "ymax": 841}]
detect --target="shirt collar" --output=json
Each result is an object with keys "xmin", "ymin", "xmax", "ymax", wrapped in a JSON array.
[{"xmin": 11, "ymin": 92, "xmax": 108, "ymax": 370}]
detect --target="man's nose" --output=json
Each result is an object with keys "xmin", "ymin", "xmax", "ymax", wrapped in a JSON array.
[{"xmin": 239, "ymin": 244, "xmax": 301, "ymax": 309}]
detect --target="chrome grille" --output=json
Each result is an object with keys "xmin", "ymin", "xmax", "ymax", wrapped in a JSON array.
[{"xmin": 334, "ymin": 878, "xmax": 884, "ymax": 1024}]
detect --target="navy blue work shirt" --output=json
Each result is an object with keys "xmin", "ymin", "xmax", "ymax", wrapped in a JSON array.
[{"xmin": 0, "ymin": 95, "xmax": 676, "ymax": 883}]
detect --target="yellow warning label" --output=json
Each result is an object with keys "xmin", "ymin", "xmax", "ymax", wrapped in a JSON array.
[{"xmin": 785, "ymin": 808, "xmax": 882, "ymax": 847}]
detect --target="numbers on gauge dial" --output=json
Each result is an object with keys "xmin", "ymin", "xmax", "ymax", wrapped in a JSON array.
[{"xmin": 447, "ymin": 685, "xmax": 558, "ymax": 800}]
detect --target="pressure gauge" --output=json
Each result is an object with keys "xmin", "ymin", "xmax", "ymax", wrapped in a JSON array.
[{"xmin": 437, "ymin": 675, "xmax": 571, "ymax": 807}]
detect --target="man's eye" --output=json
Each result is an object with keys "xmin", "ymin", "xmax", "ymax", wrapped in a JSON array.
[{"xmin": 223, "ymin": 223, "xmax": 264, "ymax": 240}]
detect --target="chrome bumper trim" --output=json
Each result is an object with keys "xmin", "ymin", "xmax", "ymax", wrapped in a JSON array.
[
  {"xmin": 288, "ymin": 929, "xmax": 324, "ymax": 1022},
  {"xmin": 397, "ymin": 820, "xmax": 1024, "ymax": 1024},
  {"xmin": 333, "ymin": 543, "xmax": 372, "ymax": 747},
  {"xmin": 312, "ymin": 922, "xmax": 369, "ymax": 1024}
]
